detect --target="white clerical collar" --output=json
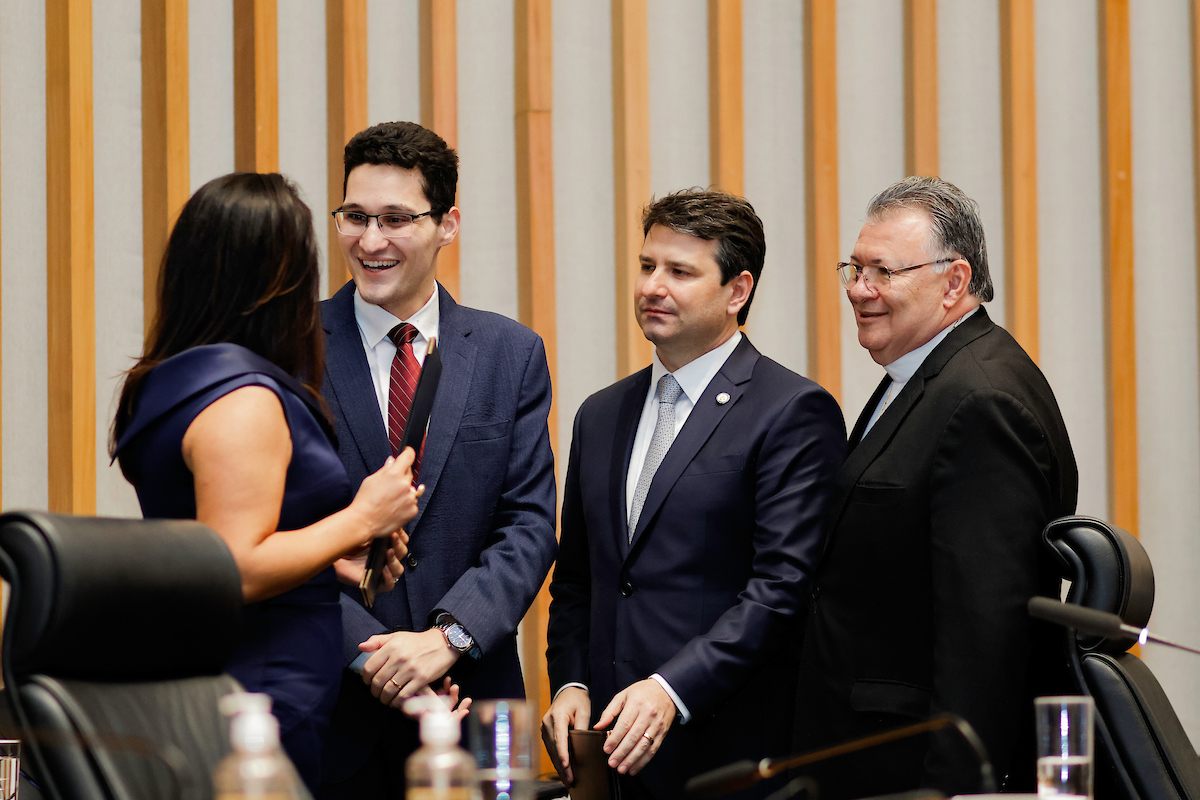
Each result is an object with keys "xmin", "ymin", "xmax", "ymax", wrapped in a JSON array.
[
  {"xmin": 650, "ymin": 331, "xmax": 743, "ymax": 404},
  {"xmin": 883, "ymin": 306, "xmax": 979, "ymax": 385},
  {"xmin": 353, "ymin": 285, "xmax": 440, "ymax": 348}
]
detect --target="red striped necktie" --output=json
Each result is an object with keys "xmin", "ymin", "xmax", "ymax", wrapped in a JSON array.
[{"xmin": 387, "ymin": 322, "xmax": 422, "ymax": 482}]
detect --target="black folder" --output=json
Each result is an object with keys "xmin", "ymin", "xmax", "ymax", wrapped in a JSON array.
[{"xmin": 360, "ymin": 337, "xmax": 442, "ymax": 608}]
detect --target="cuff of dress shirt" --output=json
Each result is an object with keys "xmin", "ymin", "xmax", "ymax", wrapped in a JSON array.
[
  {"xmin": 553, "ymin": 682, "xmax": 589, "ymax": 703},
  {"xmin": 650, "ymin": 673, "xmax": 691, "ymax": 724}
]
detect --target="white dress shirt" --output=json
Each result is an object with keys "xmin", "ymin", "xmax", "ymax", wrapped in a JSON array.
[
  {"xmin": 353, "ymin": 287, "xmax": 440, "ymax": 424},
  {"xmin": 555, "ymin": 331, "xmax": 743, "ymax": 724},
  {"xmin": 862, "ymin": 306, "xmax": 979, "ymax": 436}
]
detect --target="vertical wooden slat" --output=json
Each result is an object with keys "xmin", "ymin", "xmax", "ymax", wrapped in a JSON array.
[
  {"xmin": 1000, "ymin": 0, "xmax": 1040, "ymax": 360},
  {"xmin": 46, "ymin": 0, "xmax": 95, "ymax": 514},
  {"xmin": 327, "ymin": 0, "xmax": 368, "ymax": 295},
  {"xmin": 804, "ymin": 0, "xmax": 841, "ymax": 400},
  {"xmin": 613, "ymin": 0, "xmax": 653, "ymax": 378},
  {"xmin": 419, "ymin": 0, "xmax": 460, "ymax": 300},
  {"xmin": 514, "ymin": 0, "xmax": 556, "ymax": 773},
  {"xmin": 708, "ymin": 0, "xmax": 743, "ymax": 196},
  {"xmin": 233, "ymin": 0, "xmax": 278, "ymax": 173},
  {"xmin": 904, "ymin": 0, "xmax": 939, "ymax": 177},
  {"xmin": 1100, "ymin": 0, "xmax": 1137, "ymax": 535},
  {"xmin": 142, "ymin": 0, "xmax": 189, "ymax": 332}
]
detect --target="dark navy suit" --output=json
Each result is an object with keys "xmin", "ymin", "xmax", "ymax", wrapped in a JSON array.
[
  {"xmin": 319, "ymin": 281, "xmax": 557, "ymax": 795},
  {"xmin": 547, "ymin": 336, "xmax": 846, "ymax": 799}
]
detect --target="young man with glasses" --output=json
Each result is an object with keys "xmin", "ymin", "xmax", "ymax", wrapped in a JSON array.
[
  {"xmin": 318, "ymin": 121, "xmax": 557, "ymax": 799},
  {"xmin": 792, "ymin": 177, "xmax": 1078, "ymax": 798}
]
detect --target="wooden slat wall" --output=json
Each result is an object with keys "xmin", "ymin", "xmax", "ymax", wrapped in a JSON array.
[
  {"xmin": 142, "ymin": 0, "xmax": 189, "ymax": 332},
  {"xmin": 1100, "ymin": 0, "xmax": 1138, "ymax": 535},
  {"xmin": 613, "ymin": 0, "xmax": 653, "ymax": 378},
  {"xmin": 420, "ymin": 0, "xmax": 460, "ymax": 301},
  {"xmin": 904, "ymin": 0, "xmax": 939, "ymax": 177},
  {"xmin": 514, "ymin": 0, "xmax": 556, "ymax": 771},
  {"xmin": 708, "ymin": 0, "xmax": 744, "ymax": 196},
  {"xmin": 327, "ymin": 0, "xmax": 368, "ymax": 295},
  {"xmin": 233, "ymin": 0, "xmax": 279, "ymax": 173},
  {"xmin": 1000, "ymin": 0, "xmax": 1040, "ymax": 360},
  {"xmin": 46, "ymin": 0, "xmax": 95, "ymax": 514},
  {"xmin": 805, "ymin": 0, "xmax": 841, "ymax": 400}
]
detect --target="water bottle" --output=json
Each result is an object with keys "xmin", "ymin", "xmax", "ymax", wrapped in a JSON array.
[
  {"xmin": 213, "ymin": 692, "xmax": 302, "ymax": 800},
  {"xmin": 406, "ymin": 706, "xmax": 476, "ymax": 799}
]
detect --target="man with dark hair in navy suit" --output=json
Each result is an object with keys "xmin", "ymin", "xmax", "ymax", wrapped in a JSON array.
[
  {"xmin": 543, "ymin": 189, "xmax": 846, "ymax": 799},
  {"xmin": 318, "ymin": 121, "xmax": 557, "ymax": 799}
]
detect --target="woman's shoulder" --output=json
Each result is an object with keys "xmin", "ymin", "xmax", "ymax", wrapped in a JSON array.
[{"xmin": 114, "ymin": 344, "xmax": 320, "ymax": 455}]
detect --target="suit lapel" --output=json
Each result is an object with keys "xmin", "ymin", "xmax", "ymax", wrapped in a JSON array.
[
  {"xmin": 827, "ymin": 306, "xmax": 997, "ymax": 529},
  {"xmin": 410, "ymin": 286, "xmax": 474, "ymax": 534},
  {"xmin": 628, "ymin": 337, "xmax": 759, "ymax": 549},
  {"xmin": 323, "ymin": 283, "xmax": 392, "ymax": 473},
  {"xmin": 612, "ymin": 370, "xmax": 651, "ymax": 559}
]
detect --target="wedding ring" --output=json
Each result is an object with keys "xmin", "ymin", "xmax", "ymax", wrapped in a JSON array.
[
  {"xmin": 642, "ymin": 732, "xmax": 653, "ymax": 742},
  {"xmin": 389, "ymin": 676, "xmax": 401, "ymax": 687}
]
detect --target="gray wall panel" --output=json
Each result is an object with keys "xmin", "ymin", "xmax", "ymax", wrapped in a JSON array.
[
  {"xmin": 1130, "ymin": 0, "xmax": 1200, "ymax": 744},
  {"xmin": 190, "ymin": 0, "xmax": 235, "ymax": 192},
  {"xmin": 367, "ymin": 0, "xmax": 420, "ymax": 127},
  {"xmin": 648, "ymin": 0, "xmax": 709, "ymax": 198},
  {"xmin": 743, "ymin": 1, "xmax": 808, "ymax": 377},
  {"xmin": 837, "ymin": 0, "xmax": 905, "ymax": 421},
  {"xmin": 1035, "ymin": 0, "xmax": 1108, "ymax": 519},
  {"xmin": 93, "ymin": 0, "xmax": 144, "ymax": 516},
  {"xmin": 552, "ymin": 0, "xmax": 617, "ymax": 477},
  {"xmin": 0, "ymin": 0, "xmax": 49, "ymax": 509},
  {"xmin": 937, "ymin": 0, "xmax": 1006, "ymax": 326},
  {"xmin": 278, "ymin": 0, "xmax": 330, "ymax": 294},
  {"xmin": 456, "ymin": 0, "xmax": 518, "ymax": 320}
]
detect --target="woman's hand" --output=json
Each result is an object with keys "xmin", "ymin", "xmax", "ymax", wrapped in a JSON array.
[
  {"xmin": 334, "ymin": 530, "xmax": 409, "ymax": 590},
  {"xmin": 348, "ymin": 448, "xmax": 423, "ymax": 547}
]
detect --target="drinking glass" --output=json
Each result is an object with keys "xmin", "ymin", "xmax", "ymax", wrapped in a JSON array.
[
  {"xmin": 1035, "ymin": 696, "xmax": 1095, "ymax": 800},
  {"xmin": 469, "ymin": 699, "xmax": 536, "ymax": 800}
]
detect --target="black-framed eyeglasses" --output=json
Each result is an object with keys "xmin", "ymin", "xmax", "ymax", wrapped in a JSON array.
[
  {"xmin": 836, "ymin": 259, "xmax": 955, "ymax": 289},
  {"xmin": 332, "ymin": 209, "xmax": 435, "ymax": 239}
]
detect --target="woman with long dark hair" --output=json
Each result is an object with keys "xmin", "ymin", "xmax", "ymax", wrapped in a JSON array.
[{"xmin": 112, "ymin": 172, "xmax": 417, "ymax": 792}]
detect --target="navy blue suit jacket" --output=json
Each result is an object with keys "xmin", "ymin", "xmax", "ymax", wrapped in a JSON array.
[
  {"xmin": 547, "ymin": 336, "xmax": 846, "ymax": 799},
  {"xmin": 319, "ymin": 281, "xmax": 557, "ymax": 782}
]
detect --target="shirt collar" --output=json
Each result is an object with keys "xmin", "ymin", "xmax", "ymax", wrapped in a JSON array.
[
  {"xmin": 650, "ymin": 331, "xmax": 743, "ymax": 404},
  {"xmin": 353, "ymin": 285, "xmax": 440, "ymax": 348},
  {"xmin": 883, "ymin": 306, "xmax": 979, "ymax": 385}
]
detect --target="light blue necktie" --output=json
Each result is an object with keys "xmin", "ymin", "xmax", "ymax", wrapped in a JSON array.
[{"xmin": 628, "ymin": 374, "xmax": 682, "ymax": 540}]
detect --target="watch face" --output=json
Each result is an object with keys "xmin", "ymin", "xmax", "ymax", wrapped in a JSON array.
[{"xmin": 444, "ymin": 624, "xmax": 472, "ymax": 650}]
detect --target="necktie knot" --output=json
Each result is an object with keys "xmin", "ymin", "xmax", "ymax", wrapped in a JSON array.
[
  {"xmin": 388, "ymin": 322, "xmax": 418, "ymax": 349},
  {"xmin": 658, "ymin": 374, "xmax": 682, "ymax": 406}
]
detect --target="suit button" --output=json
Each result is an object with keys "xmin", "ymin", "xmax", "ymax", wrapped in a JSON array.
[
  {"xmin": 812, "ymin": 586, "xmax": 821, "ymax": 600},
  {"xmin": 407, "ymin": 554, "xmax": 418, "ymax": 568},
  {"xmin": 619, "ymin": 582, "xmax": 634, "ymax": 597}
]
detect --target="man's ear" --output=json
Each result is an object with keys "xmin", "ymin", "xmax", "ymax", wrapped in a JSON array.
[
  {"xmin": 437, "ymin": 207, "xmax": 461, "ymax": 248},
  {"xmin": 943, "ymin": 259, "xmax": 972, "ymax": 307},
  {"xmin": 728, "ymin": 271, "xmax": 754, "ymax": 317}
]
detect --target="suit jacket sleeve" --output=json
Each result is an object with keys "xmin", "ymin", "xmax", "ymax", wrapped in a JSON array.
[
  {"xmin": 923, "ymin": 388, "xmax": 1056, "ymax": 785},
  {"xmin": 431, "ymin": 335, "xmax": 559, "ymax": 655},
  {"xmin": 656, "ymin": 386, "xmax": 846, "ymax": 718},
  {"xmin": 545, "ymin": 405, "xmax": 591, "ymax": 693}
]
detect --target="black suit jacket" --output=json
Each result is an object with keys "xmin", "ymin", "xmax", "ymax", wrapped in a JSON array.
[
  {"xmin": 318, "ymin": 282, "xmax": 558, "ymax": 786},
  {"xmin": 548, "ymin": 336, "xmax": 846, "ymax": 799},
  {"xmin": 793, "ymin": 306, "xmax": 1078, "ymax": 798}
]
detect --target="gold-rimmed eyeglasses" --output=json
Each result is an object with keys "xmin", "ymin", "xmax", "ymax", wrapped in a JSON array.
[{"xmin": 836, "ymin": 259, "xmax": 954, "ymax": 289}]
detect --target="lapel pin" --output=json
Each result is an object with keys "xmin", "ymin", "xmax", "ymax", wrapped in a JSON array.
[{"xmin": 716, "ymin": 392, "xmax": 730, "ymax": 405}]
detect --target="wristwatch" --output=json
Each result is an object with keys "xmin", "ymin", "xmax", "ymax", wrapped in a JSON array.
[{"xmin": 434, "ymin": 613, "xmax": 481, "ymax": 659}]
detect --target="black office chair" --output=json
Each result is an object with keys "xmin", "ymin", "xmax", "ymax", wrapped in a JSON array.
[
  {"xmin": 0, "ymin": 510, "xmax": 244, "ymax": 800},
  {"xmin": 1043, "ymin": 515, "xmax": 1200, "ymax": 800}
]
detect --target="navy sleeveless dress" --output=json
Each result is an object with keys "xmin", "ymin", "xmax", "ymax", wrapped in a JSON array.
[{"xmin": 113, "ymin": 343, "xmax": 353, "ymax": 793}]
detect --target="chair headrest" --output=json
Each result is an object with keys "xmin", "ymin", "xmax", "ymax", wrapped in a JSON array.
[
  {"xmin": 1043, "ymin": 515, "xmax": 1154, "ymax": 654},
  {"xmin": 0, "ymin": 511, "xmax": 242, "ymax": 681}
]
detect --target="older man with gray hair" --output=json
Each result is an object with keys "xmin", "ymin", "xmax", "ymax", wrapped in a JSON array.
[{"xmin": 793, "ymin": 176, "xmax": 1078, "ymax": 798}]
